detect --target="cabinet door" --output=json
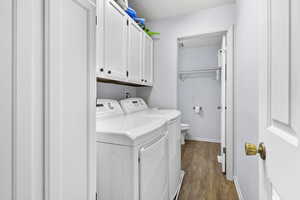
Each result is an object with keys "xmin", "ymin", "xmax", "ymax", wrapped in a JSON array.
[
  {"xmin": 96, "ymin": 0, "xmax": 104, "ymax": 76},
  {"xmin": 104, "ymin": 0, "xmax": 128, "ymax": 81},
  {"xmin": 45, "ymin": 0, "xmax": 96, "ymax": 200},
  {"xmin": 127, "ymin": 21, "xmax": 143, "ymax": 83},
  {"xmin": 143, "ymin": 35, "xmax": 154, "ymax": 85}
]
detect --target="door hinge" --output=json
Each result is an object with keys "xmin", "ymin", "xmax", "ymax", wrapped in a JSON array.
[
  {"xmin": 126, "ymin": 70, "xmax": 129, "ymax": 77},
  {"xmin": 223, "ymin": 147, "xmax": 226, "ymax": 154}
]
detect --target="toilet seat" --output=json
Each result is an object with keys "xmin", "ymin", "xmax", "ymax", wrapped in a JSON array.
[
  {"xmin": 181, "ymin": 123, "xmax": 190, "ymax": 131},
  {"xmin": 180, "ymin": 123, "xmax": 190, "ymax": 145}
]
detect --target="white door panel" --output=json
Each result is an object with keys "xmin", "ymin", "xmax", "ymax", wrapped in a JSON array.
[
  {"xmin": 45, "ymin": 0, "xmax": 96, "ymax": 200},
  {"xmin": 143, "ymin": 35, "xmax": 153, "ymax": 85},
  {"xmin": 104, "ymin": 0, "xmax": 127, "ymax": 80},
  {"xmin": 270, "ymin": 0, "xmax": 290, "ymax": 124},
  {"xmin": 96, "ymin": 0, "xmax": 105, "ymax": 76},
  {"xmin": 258, "ymin": 0, "xmax": 300, "ymax": 199},
  {"xmin": 128, "ymin": 21, "xmax": 143, "ymax": 83}
]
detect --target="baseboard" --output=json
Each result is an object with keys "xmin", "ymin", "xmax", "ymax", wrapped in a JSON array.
[
  {"xmin": 233, "ymin": 176, "xmax": 245, "ymax": 200},
  {"xmin": 186, "ymin": 136, "xmax": 220, "ymax": 143}
]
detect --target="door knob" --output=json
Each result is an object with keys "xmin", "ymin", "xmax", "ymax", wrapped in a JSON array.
[{"xmin": 245, "ymin": 142, "xmax": 266, "ymax": 160}]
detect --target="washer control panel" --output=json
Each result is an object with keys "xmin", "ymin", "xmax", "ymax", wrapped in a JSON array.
[
  {"xmin": 96, "ymin": 99, "xmax": 124, "ymax": 119},
  {"xmin": 120, "ymin": 98, "xmax": 148, "ymax": 114}
]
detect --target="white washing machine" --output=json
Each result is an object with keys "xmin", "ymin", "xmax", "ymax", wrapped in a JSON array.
[
  {"xmin": 96, "ymin": 99, "xmax": 169, "ymax": 200},
  {"xmin": 120, "ymin": 98, "xmax": 185, "ymax": 200}
]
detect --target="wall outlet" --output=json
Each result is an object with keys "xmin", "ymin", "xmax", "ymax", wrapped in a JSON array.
[{"xmin": 123, "ymin": 88, "xmax": 131, "ymax": 99}]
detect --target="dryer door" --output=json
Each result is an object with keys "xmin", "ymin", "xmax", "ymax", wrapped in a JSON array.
[{"xmin": 139, "ymin": 134, "xmax": 168, "ymax": 200}]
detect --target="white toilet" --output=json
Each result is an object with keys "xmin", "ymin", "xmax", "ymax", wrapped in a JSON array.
[{"xmin": 180, "ymin": 123, "xmax": 190, "ymax": 145}]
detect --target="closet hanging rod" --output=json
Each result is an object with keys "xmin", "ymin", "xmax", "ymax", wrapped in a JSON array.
[{"xmin": 179, "ymin": 67, "xmax": 221, "ymax": 74}]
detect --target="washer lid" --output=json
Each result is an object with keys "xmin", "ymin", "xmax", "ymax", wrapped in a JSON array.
[
  {"xmin": 96, "ymin": 115, "xmax": 166, "ymax": 146},
  {"xmin": 139, "ymin": 108, "xmax": 181, "ymax": 122}
]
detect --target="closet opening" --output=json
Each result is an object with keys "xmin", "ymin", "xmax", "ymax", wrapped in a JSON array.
[{"xmin": 177, "ymin": 28, "xmax": 234, "ymax": 181}]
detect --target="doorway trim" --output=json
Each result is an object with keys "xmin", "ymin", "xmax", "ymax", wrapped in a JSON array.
[
  {"xmin": 44, "ymin": 1, "xmax": 96, "ymax": 200},
  {"xmin": 0, "ymin": 0, "xmax": 44, "ymax": 199},
  {"xmin": 176, "ymin": 26, "xmax": 235, "ymax": 181}
]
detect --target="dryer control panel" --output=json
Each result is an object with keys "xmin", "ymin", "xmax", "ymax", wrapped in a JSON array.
[
  {"xmin": 96, "ymin": 99, "xmax": 124, "ymax": 119},
  {"xmin": 120, "ymin": 98, "xmax": 148, "ymax": 114}
]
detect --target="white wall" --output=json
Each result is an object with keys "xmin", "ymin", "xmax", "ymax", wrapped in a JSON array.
[
  {"xmin": 97, "ymin": 82, "xmax": 137, "ymax": 100},
  {"xmin": 178, "ymin": 46, "xmax": 220, "ymax": 70},
  {"xmin": 178, "ymin": 46, "xmax": 221, "ymax": 142},
  {"xmin": 137, "ymin": 4, "xmax": 236, "ymax": 109},
  {"xmin": 234, "ymin": 0, "xmax": 259, "ymax": 199}
]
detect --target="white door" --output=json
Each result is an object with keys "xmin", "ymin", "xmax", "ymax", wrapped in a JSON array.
[
  {"xmin": 142, "ymin": 35, "xmax": 154, "ymax": 85},
  {"xmin": 255, "ymin": 1, "xmax": 300, "ymax": 199},
  {"xmin": 219, "ymin": 27, "xmax": 234, "ymax": 179},
  {"xmin": 219, "ymin": 36, "xmax": 226, "ymax": 173},
  {"xmin": 104, "ymin": 0, "xmax": 128, "ymax": 81},
  {"xmin": 139, "ymin": 135, "xmax": 169, "ymax": 200},
  {"xmin": 45, "ymin": 0, "xmax": 96, "ymax": 200},
  {"xmin": 128, "ymin": 20, "xmax": 143, "ymax": 83}
]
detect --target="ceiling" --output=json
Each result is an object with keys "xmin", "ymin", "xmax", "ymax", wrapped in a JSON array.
[{"xmin": 128, "ymin": 0, "xmax": 235, "ymax": 21}]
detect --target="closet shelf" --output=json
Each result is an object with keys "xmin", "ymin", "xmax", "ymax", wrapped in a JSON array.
[{"xmin": 179, "ymin": 67, "xmax": 221, "ymax": 81}]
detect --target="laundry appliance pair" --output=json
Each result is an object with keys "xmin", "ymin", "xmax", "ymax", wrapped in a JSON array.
[{"xmin": 96, "ymin": 98, "xmax": 184, "ymax": 200}]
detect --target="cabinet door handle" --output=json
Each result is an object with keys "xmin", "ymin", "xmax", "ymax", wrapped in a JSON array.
[
  {"xmin": 145, "ymin": 80, "xmax": 147, "ymax": 83},
  {"xmin": 107, "ymin": 70, "xmax": 111, "ymax": 74},
  {"xmin": 141, "ymin": 79, "xmax": 144, "ymax": 82},
  {"xmin": 100, "ymin": 68, "xmax": 104, "ymax": 72}
]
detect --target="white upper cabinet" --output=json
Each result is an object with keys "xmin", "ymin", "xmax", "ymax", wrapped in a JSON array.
[
  {"xmin": 103, "ymin": 0, "xmax": 128, "ymax": 81},
  {"xmin": 127, "ymin": 19, "xmax": 143, "ymax": 84},
  {"xmin": 96, "ymin": 0, "xmax": 154, "ymax": 86},
  {"xmin": 142, "ymin": 34, "xmax": 154, "ymax": 86}
]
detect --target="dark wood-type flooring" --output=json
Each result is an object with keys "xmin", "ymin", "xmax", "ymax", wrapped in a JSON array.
[{"xmin": 178, "ymin": 141, "xmax": 239, "ymax": 200}]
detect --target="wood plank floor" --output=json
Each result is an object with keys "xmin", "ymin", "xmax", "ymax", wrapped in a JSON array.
[{"xmin": 178, "ymin": 141, "xmax": 239, "ymax": 200}]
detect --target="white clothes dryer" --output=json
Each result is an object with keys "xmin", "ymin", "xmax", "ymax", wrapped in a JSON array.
[
  {"xmin": 96, "ymin": 99, "xmax": 169, "ymax": 200},
  {"xmin": 120, "ymin": 98, "xmax": 185, "ymax": 200}
]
